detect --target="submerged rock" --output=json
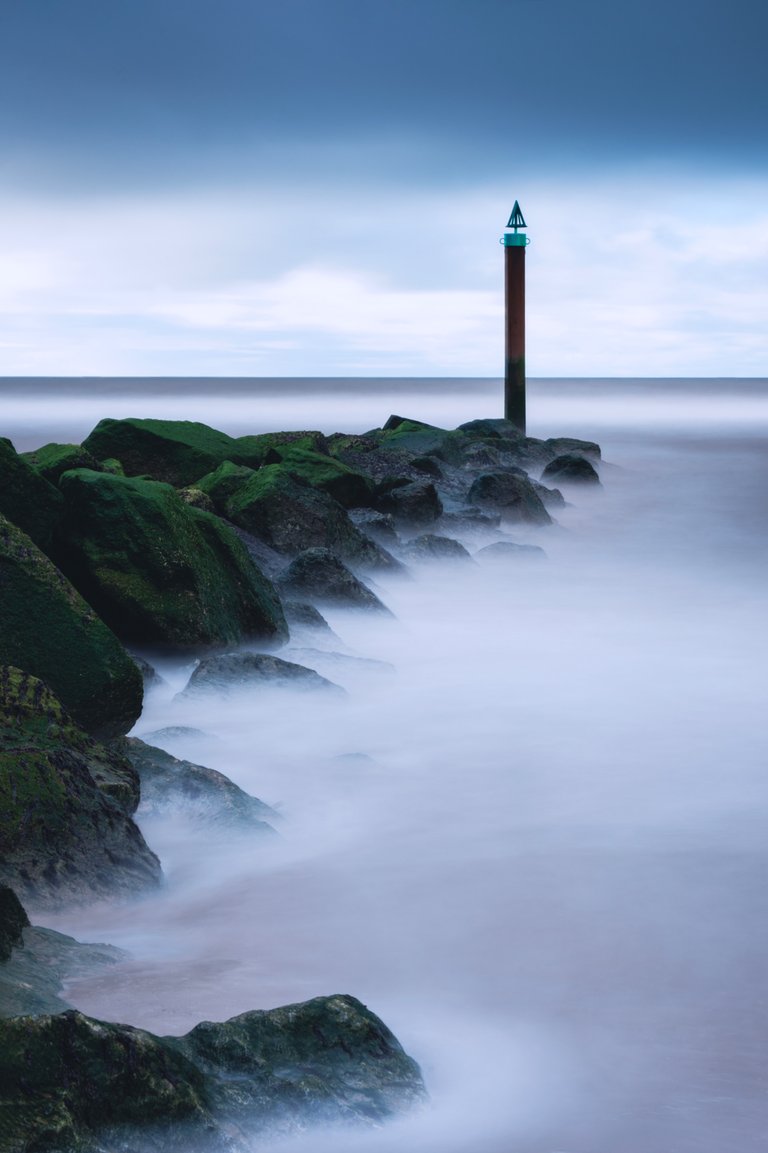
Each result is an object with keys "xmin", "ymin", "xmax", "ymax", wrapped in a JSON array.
[
  {"xmin": 123, "ymin": 738, "xmax": 279, "ymax": 833},
  {"xmin": 0, "ymin": 668, "xmax": 161, "ymax": 908},
  {"xmin": 0, "ymin": 513, "xmax": 143, "ymax": 738},
  {"xmin": 401, "ymin": 534, "xmax": 473, "ymax": 563},
  {"xmin": 0, "ymin": 995, "xmax": 426, "ymax": 1151},
  {"xmin": 54, "ymin": 470, "xmax": 287, "ymax": 651},
  {"xmin": 180, "ymin": 652, "xmax": 345, "ymax": 697},
  {"xmin": 474, "ymin": 540, "xmax": 547, "ymax": 562},
  {"xmin": 280, "ymin": 548, "xmax": 392, "ymax": 614},
  {"xmin": 541, "ymin": 452, "xmax": 601, "ymax": 485}
]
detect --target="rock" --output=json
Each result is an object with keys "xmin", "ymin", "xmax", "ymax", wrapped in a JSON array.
[
  {"xmin": 280, "ymin": 548, "xmax": 392, "ymax": 614},
  {"xmin": 176, "ymin": 485, "xmax": 216, "ymax": 513},
  {"xmin": 54, "ymin": 470, "xmax": 287, "ymax": 651},
  {"xmin": 439, "ymin": 508, "xmax": 501, "ymax": 531},
  {"xmin": 20, "ymin": 441, "xmax": 103, "ymax": 485},
  {"xmin": 122, "ymin": 738, "xmax": 279, "ymax": 833},
  {"xmin": 130, "ymin": 653, "xmax": 164, "ymax": 687},
  {"xmin": 532, "ymin": 479, "xmax": 566, "ymax": 508},
  {"xmin": 0, "ymin": 668, "xmax": 161, "ymax": 908},
  {"xmin": 401, "ymin": 534, "xmax": 473, "ymax": 562},
  {"xmin": 541, "ymin": 453, "xmax": 601, "ymax": 485},
  {"xmin": 466, "ymin": 471, "xmax": 552, "ymax": 525},
  {"xmin": 0, "ymin": 436, "xmax": 63, "ymax": 552},
  {"xmin": 349, "ymin": 507, "xmax": 401, "ymax": 546},
  {"xmin": 229, "ymin": 429, "xmax": 330, "ymax": 469},
  {"xmin": 0, "ymin": 995, "xmax": 425, "ymax": 1151},
  {"xmin": 82, "ymin": 417, "xmax": 237, "ymax": 486},
  {"xmin": 199, "ymin": 462, "xmax": 388, "ymax": 568},
  {"xmin": 180, "ymin": 652, "xmax": 345, "ymax": 697},
  {"xmin": 0, "ymin": 513, "xmax": 143, "ymax": 738},
  {"xmin": 474, "ymin": 541, "xmax": 547, "ymax": 562},
  {"xmin": 458, "ymin": 417, "xmax": 528, "ymax": 442},
  {"xmin": 283, "ymin": 600, "xmax": 338, "ymax": 638},
  {"xmin": 0, "ymin": 887, "xmax": 29, "ymax": 963},
  {"xmin": 377, "ymin": 479, "xmax": 443, "ymax": 526},
  {"xmin": 272, "ymin": 446, "xmax": 375, "ymax": 509},
  {"xmin": 544, "ymin": 436, "xmax": 601, "ymax": 463}
]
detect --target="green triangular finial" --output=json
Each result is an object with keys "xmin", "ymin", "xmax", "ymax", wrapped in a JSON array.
[{"xmin": 506, "ymin": 201, "xmax": 527, "ymax": 231}]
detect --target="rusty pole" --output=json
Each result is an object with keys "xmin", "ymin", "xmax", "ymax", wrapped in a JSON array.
[{"xmin": 502, "ymin": 202, "xmax": 529, "ymax": 432}]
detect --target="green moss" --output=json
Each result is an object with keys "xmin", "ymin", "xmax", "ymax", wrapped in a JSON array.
[
  {"xmin": 0, "ymin": 515, "xmax": 143, "ymax": 738},
  {"xmin": 82, "ymin": 418, "xmax": 238, "ymax": 486},
  {"xmin": 229, "ymin": 430, "xmax": 328, "ymax": 469},
  {"xmin": 0, "ymin": 667, "xmax": 160, "ymax": 905},
  {"xmin": 0, "ymin": 438, "xmax": 63, "ymax": 552},
  {"xmin": 276, "ymin": 447, "xmax": 374, "ymax": 508},
  {"xmin": 55, "ymin": 470, "xmax": 287, "ymax": 649},
  {"xmin": 20, "ymin": 442, "xmax": 102, "ymax": 485},
  {"xmin": 195, "ymin": 460, "xmax": 258, "ymax": 511}
]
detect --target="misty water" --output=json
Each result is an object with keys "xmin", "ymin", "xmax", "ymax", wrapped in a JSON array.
[{"xmin": 9, "ymin": 377, "xmax": 768, "ymax": 1152}]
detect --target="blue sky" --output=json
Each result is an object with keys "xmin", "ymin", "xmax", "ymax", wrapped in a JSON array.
[{"xmin": 0, "ymin": 0, "xmax": 766, "ymax": 376}]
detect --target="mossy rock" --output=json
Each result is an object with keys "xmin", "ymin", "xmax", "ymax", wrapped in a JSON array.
[
  {"xmin": 0, "ymin": 995, "xmax": 425, "ymax": 1150},
  {"xmin": 206, "ymin": 463, "xmax": 386, "ymax": 567},
  {"xmin": 0, "ymin": 437, "xmax": 63, "ymax": 552},
  {"xmin": 229, "ymin": 430, "xmax": 329, "ymax": 470},
  {"xmin": 20, "ymin": 441, "xmax": 102, "ymax": 485},
  {"xmin": 82, "ymin": 418, "xmax": 238, "ymax": 486},
  {"xmin": 0, "ymin": 513, "xmax": 143, "ymax": 738},
  {"xmin": 276, "ymin": 446, "xmax": 375, "ymax": 508},
  {"xmin": 0, "ymin": 667, "xmax": 161, "ymax": 907},
  {"xmin": 194, "ymin": 460, "xmax": 258, "ymax": 511},
  {"xmin": 54, "ymin": 470, "xmax": 287, "ymax": 651},
  {"xmin": 0, "ymin": 886, "xmax": 29, "ymax": 963}
]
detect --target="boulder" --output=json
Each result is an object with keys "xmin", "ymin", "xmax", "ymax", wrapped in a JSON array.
[
  {"xmin": 0, "ymin": 513, "xmax": 143, "ymax": 738},
  {"xmin": 82, "ymin": 417, "xmax": 237, "ymax": 486},
  {"xmin": 275, "ymin": 446, "xmax": 375, "ymax": 508},
  {"xmin": 21, "ymin": 441, "xmax": 103, "ymax": 485},
  {"xmin": 229, "ymin": 429, "xmax": 330, "ymax": 469},
  {"xmin": 283, "ymin": 600, "xmax": 338, "ymax": 638},
  {"xmin": 0, "ymin": 436, "xmax": 63, "ymax": 552},
  {"xmin": 376, "ymin": 479, "xmax": 443, "ymax": 526},
  {"xmin": 54, "ymin": 470, "xmax": 287, "ymax": 651},
  {"xmin": 466, "ymin": 471, "xmax": 552, "ymax": 525},
  {"xmin": 180, "ymin": 652, "xmax": 345, "ymax": 697},
  {"xmin": 280, "ymin": 548, "xmax": 392, "ymax": 614},
  {"xmin": 541, "ymin": 453, "xmax": 601, "ymax": 485},
  {"xmin": 200, "ymin": 462, "xmax": 387, "ymax": 568},
  {"xmin": 0, "ymin": 668, "xmax": 161, "ymax": 907},
  {"xmin": 0, "ymin": 886, "xmax": 29, "ymax": 963},
  {"xmin": 544, "ymin": 436, "xmax": 601, "ymax": 463},
  {"xmin": 0, "ymin": 995, "xmax": 425, "ymax": 1151},
  {"xmin": 401, "ymin": 534, "xmax": 473, "ymax": 563},
  {"xmin": 348, "ymin": 507, "xmax": 401, "ymax": 546},
  {"xmin": 123, "ymin": 738, "xmax": 279, "ymax": 833}
]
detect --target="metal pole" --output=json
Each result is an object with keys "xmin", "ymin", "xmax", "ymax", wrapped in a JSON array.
[{"xmin": 502, "ymin": 201, "xmax": 528, "ymax": 433}]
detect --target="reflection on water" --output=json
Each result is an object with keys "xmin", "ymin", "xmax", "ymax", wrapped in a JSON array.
[{"xmin": 20, "ymin": 378, "xmax": 768, "ymax": 1152}]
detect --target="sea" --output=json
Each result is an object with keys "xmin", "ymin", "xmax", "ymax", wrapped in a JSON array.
[{"xmin": 5, "ymin": 376, "xmax": 768, "ymax": 1152}]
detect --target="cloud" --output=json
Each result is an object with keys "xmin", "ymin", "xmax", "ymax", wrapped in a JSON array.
[{"xmin": 0, "ymin": 171, "xmax": 765, "ymax": 376}]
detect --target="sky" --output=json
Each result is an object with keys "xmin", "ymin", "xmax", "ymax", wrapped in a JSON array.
[{"xmin": 0, "ymin": 0, "xmax": 766, "ymax": 377}]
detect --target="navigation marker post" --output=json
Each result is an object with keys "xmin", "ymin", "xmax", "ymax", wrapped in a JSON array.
[{"xmin": 501, "ymin": 202, "xmax": 530, "ymax": 432}]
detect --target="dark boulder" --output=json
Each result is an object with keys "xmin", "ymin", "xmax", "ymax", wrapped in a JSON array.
[
  {"xmin": 271, "ymin": 446, "xmax": 375, "ymax": 509},
  {"xmin": 0, "ymin": 995, "xmax": 425, "ymax": 1151},
  {"xmin": 0, "ymin": 513, "xmax": 143, "ymax": 738},
  {"xmin": 541, "ymin": 453, "xmax": 601, "ymax": 485},
  {"xmin": 122, "ymin": 738, "xmax": 279, "ymax": 833},
  {"xmin": 0, "ymin": 886, "xmax": 29, "ymax": 963},
  {"xmin": 229, "ymin": 429, "xmax": 330, "ymax": 469},
  {"xmin": 348, "ymin": 508, "xmax": 400, "ymax": 546},
  {"xmin": 0, "ymin": 668, "xmax": 161, "ymax": 908},
  {"xmin": 401, "ymin": 534, "xmax": 473, "ymax": 563},
  {"xmin": 544, "ymin": 436, "xmax": 601, "ymax": 463},
  {"xmin": 199, "ymin": 462, "xmax": 388, "ymax": 568},
  {"xmin": 82, "ymin": 417, "xmax": 237, "ymax": 486},
  {"xmin": 54, "ymin": 470, "xmax": 287, "ymax": 651},
  {"xmin": 179, "ymin": 652, "xmax": 345, "ymax": 697},
  {"xmin": 283, "ymin": 600, "xmax": 338, "ymax": 638},
  {"xmin": 0, "ymin": 437, "xmax": 63, "ymax": 552},
  {"xmin": 376, "ymin": 479, "xmax": 443, "ymax": 526},
  {"xmin": 280, "ymin": 548, "xmax": 392, "ymax": 614},
  {"xmin": 467, "ymin": 471, "xmax": 552, "ymax": 525}
]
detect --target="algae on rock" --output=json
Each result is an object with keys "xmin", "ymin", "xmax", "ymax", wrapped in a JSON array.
[
  {"xmin": 0, "ymin": 513, "xmax": 143, "ymax": 738},
  {"xmin": 54, "ymin": 469, "xmax": 287, "ymax": 651}
]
